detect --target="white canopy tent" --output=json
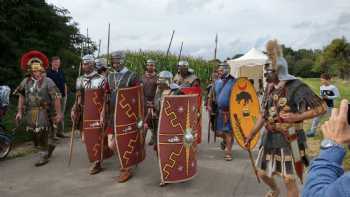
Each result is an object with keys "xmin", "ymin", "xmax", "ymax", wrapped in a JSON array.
[{"xmin": 227, "ymin": 48, "xmax": 268, "ymax": 93}]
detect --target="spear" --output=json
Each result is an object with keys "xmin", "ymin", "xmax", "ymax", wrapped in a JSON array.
[
  {"xmin": 78, "ymin": 42, "xmax": 83, "ymax": 77},
  {"xmin": 177, "ymin": 41, "xmax": 183, "ymax": 63},
  {"xmin": 165, "ymin": 30, "xmax": 175, "ymax": 72},
  {"xmin": 214, "ymin": 33, "xmax": 218, "ymax": 60},
  {"xmin": 69, "ymin": 29, "xmax": 86, "ymax": 166},
  {"xmin": 86, "ymin": 28, "xmax": 90, "ymax": 54},
  {"xmin": 233, "ymin": 114, "xmax": 260, "ymax": 183},
  {"xmin": 166, "ymin": 30, "xmax": 175, "ymax": 59},
  {"xmin": 97, "ymin": 39, "xmax": 101, "ymax": 58},
  {"xmin": 68, "ymin": 69, "xmax": 82, "ymax": 167},
  {"xmin": 106, "ymin": 23, "xmax": 111, "ymax": 66}
]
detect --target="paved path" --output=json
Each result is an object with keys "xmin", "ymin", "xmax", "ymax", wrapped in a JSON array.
[{"xmin": 0, "ymin": 112, "xmax": 301, "ymax": 197}]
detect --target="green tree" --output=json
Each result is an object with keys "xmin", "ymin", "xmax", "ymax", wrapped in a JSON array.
[
  {"xmin": 316, "ymin": 37, "xmax": 350, "ymax": 79},
  {"xmin": 0, "ymin": 0, "xmax": 94, "ymax": 89}
]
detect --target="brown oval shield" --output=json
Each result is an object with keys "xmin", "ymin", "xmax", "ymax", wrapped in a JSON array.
[
  {"xmin": 157, "ymin": 94, "xmax": 198, "ymax": 184},
  {"xmin": 229, "ymin": 78, "xmax": 261, "ymax": 150}
]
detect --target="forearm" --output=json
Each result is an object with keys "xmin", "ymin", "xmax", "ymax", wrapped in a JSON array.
[
  {"xmin": 299, "ymin": 102, "xmax": 327, "ymax": 120},
  {"xmin": 64, "ymin": 84, "xmax": 68, "ymax": 97},
  {"xmin": 303, "ymin": 146, "xmax": 346, "ymax": 197},
  {"xmin": 17, "ymin": 95, "xmax": 24, "ymax": 113},
  {"xmin": 54, "ymin": 98, "xmax": 62, "ymax": 114},
  {"xmin": 72, "ymin": 94, "xmax": 81, "ymax": 111},
  {"xmin": 251, "ymin": 115, "xmax": 265, "ymax": 135}
]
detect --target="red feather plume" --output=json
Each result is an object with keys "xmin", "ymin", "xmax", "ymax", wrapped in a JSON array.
[{"xmin": 20, "ymin": 50, "xmax": 49, "ymax": 71}]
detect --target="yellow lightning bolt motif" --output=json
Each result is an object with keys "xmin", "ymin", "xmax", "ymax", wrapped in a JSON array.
[
  {"xmin": 92, "ymin": 91, "xmax": 103, "ymax": 113},
  {"xmin": 164, "ymin": 100, "xmax": 183, "ymax": 130},
  {"xmin": 162, "ymin": 146, "xmax": 184, "ymax": 179},
  {"xmin": 119, "ymin": 93, "xmax": 137, "ymax": 120},
  {"xmin": 92, "ymin": 143, "xmax": 100, "ymax": 158},
  {"xmin": 122, "ymin": 132, "xmax": 138, "ymax": 166}
]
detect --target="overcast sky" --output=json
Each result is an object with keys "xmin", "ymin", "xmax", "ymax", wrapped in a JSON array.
[{"xmin": 47, "ymin": 0, "xmax": 350, "ymax": 60}]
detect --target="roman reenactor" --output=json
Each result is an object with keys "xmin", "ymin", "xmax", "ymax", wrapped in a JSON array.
[
  {"xmin": 105, "ymin": 51, "xmax": 140, "ymax": 183},
  {"xmin": 206, "ymin": 71, "xmax": 219, "ymax": 142},
  {"xmin": 152, "ymin": 71, "xmax": 173, "ymax": 151},
  {"xmin": 245, "ymin": 40, "xmax": 327, "ymax": 197},
  {"xmin": 70, "ymin": 54, "xmax": 112, "ymax": 175},
  {"xmin": 212, "ymin": 62, "xmax": 236, "ymax": 161},
  {"xmin": 173, "ymin": 61, "xmax": 200, "ymax": 88},
  {"xmin": 173, "ymin": 60, "xmax": 202, "ymax": 144},
  {"xmin": 15, "ymin": 50, "xmax": 63, "ymax": 166},
  {"xmin": 141, "ymin": 59, "xmax": 158, "ymax": 145}
]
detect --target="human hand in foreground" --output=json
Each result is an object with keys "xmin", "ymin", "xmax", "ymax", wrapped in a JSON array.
[{"xmin": 321, "ymin": 99, "xmax": 350, "ymax": 145}]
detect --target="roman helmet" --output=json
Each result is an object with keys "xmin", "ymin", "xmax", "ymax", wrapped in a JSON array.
[
  {"xmin": 95, "ymin": 58, "xmax": 107, "ymax": 70},
  {"xmin": 110, "ymin": 51, "xmax": 125, "ymax": 64},
  {"xmin": 158, "ymin": 71, "xmax": 173, "ymax": 86},
  {"xmin": 265, "ymin": 40, "xmax": 296, "ymax": 81},
  {"xmin": 146, "ymin": 59, "xmax": 156, "ymax": 65},
  {"xmin": 177, "ymin": 60, "xmax": 189, "ymax": 68},
  {"xmin": 82, "ymin": 54, "xmax": 95, "ymax": 65},
  {"xmin": 20, "ymin": 50, "xmax": 49, "ymax": 73}
]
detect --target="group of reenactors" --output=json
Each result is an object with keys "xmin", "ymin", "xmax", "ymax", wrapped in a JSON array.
[{"xmin": 14, "ymin": 39, "xmax": 327, "ymax": 196}]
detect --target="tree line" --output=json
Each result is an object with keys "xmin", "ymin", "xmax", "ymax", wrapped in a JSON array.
[{"xmin": 282, "ymin": 37, "xmax": 350, "ymax": 79}]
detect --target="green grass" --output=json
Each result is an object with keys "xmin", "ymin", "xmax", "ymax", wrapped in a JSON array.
[
  {"xmin": 301, "ymin": 78, "xmax": 350, "ymax": 170},
  {"xmin": 302, "ymin": 78, "xmax": 350, "ymax": 107}
]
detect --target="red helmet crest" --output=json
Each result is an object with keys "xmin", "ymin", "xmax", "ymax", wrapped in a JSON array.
[{"xmin": 20, "ymin": 50, "xmax": 49, "ymax": 72}]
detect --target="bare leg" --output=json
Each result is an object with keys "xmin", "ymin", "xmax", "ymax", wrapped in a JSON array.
[
  {"xmin": 258, "ymin": 171, "xmax": 280, "ymax": 197},
  {"xmin": 107, "ymin": 134, "xmax": 117, "ymax": 151},
  {"xmin": 223, "ymin": 133, "xmax": 233, "ymax": 161},
  {"xmin": 283, "ymin": 177, "xmax": 299, "ymax": 197}
]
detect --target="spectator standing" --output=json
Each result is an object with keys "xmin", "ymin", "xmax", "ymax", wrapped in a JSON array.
[
  {"xmin": 47, "ymin": 56, "xmax": 68, "ymax": 138},
  {"xmin": 307, "ymin": 73, "xmax": 340, "ymax": 137}
]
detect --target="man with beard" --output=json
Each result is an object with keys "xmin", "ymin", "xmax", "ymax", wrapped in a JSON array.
[
  {"xmin": 105, "ymin": 51, "xmax": 139, "ymax": 183},
  {"xmin": 15, "ymin": 50, "xmax": 63, "ymax": 167},
  {"xmin": 141, "ymin": 59, "xmax": 158, "ymax": 145},
  {"xmin": 211, "ymin": 62, "xmax": 236, "ymax": 161},
  {"xmin": 173, "ymin": 60, "xmax": 200, "ymax": 88},
  {"xmin": 245, "ymin": 40, "xmax": 327, "ymax": 197}
]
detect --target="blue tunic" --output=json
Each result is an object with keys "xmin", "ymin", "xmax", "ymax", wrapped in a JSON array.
[{"xmin": 214, "ymin": 75, "xmax": 235, "ymax": 133}]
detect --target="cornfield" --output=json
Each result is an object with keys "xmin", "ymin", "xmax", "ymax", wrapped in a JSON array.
[{"xmin": 121, "ymin": 50, "xmax": 217, "ymax": 89}]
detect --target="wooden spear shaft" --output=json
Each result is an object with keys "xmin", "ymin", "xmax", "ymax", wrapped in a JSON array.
[{"xmin": 233, "ymin": 114, "xmax": 260, "ymax": 183}]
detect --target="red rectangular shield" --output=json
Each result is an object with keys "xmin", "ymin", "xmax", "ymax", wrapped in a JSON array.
[
  {"xmin": 82, "ymin": 89, "xmax": 113, "ymax": 162},
  {"xmin": 114, "ymin": 85, "xmax": 145, "ymax": 169},
  {"xmin": 157, "ymin": 94, "xmax": 198, "ymax": 184}
]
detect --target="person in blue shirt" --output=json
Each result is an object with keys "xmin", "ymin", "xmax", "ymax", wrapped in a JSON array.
[
  {"xmin": 212, "ymin": 62, "xmax": 236, "ymax": 161},
  {"xmin": 303, "ymin": 99, "xmax": 350, "ymax": 197}
]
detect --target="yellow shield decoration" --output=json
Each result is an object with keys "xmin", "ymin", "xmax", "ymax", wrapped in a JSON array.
[{"xmin": 229, "ymin": 78, "xmax": 260, "ymax": 150}]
